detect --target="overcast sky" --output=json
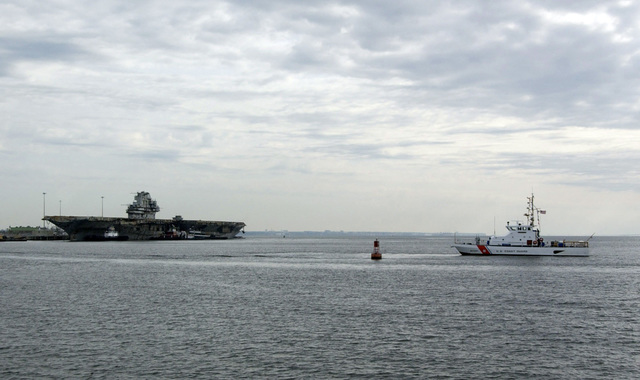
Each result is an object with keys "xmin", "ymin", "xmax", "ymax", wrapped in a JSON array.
[{"xmin": 2, "ymin": 0, "xmax": 639, "ymax": 235}]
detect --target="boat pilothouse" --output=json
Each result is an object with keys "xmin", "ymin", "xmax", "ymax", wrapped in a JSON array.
[
  {"xmin": 453, "ymin": 194, "xmax": 590, "ymax": 256},
  {"xmin": 489, "ymin": 220, "xmax": 542, "ymax": 247},
  {"xmin": 489, "ymin": 194, "xmax": 544, "ymax": 247}
]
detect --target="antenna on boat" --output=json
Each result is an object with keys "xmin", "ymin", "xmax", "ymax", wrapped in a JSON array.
[
  {"xmin": 525, "ymin": 193, "xmax": 535, "ymax": 227},
  {"xmin": 586, "ymin": 233, "xmax": 595, "ymax": 241}
]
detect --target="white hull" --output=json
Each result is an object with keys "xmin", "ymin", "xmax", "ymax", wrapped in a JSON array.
[{"xmin": 453, "ymin": 244, "xmax": 589, "ymax": 257}]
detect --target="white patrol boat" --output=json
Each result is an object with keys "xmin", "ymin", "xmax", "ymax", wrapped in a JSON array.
[{"xmin": 452, "ymin": 194, "xmax": 590, "ymax": 256}]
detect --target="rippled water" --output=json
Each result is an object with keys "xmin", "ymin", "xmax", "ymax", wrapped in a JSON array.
[{"xmin": 1, "ymin": 235, "xmax": 639, "ymax": 378}]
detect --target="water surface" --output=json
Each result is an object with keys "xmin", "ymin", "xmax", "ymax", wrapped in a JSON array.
[{"xmin": 1, "ymin": 236, "xmax": 638, "ymax": 378}]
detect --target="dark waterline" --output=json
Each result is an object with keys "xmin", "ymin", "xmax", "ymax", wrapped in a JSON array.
[{"xmin": 1, "ymin": 236, "xmax": 639, "ymax": 379}]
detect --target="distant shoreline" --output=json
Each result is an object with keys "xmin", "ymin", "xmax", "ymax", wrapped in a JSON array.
[
  {"xmin": 245, "ymin": 231, "xmax": 487, "ymax": 238},
  {"xmin": 243, "ymin": 231, "xmax": 634, "ymax": 238}
]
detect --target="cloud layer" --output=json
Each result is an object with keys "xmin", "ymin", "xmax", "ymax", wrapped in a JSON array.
[{"xmin": 2, "ymin": 0, "xmax": 639, "ymax": 234}]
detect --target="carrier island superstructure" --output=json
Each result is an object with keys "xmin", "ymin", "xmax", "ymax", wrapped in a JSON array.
[{"xmin": 44, "ymin": 191, "xmax": 245, "ymax": 241}]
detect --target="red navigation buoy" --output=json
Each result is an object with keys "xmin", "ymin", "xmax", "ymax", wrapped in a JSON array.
[{"xmin": 371, "ymin": 239, "xmax": 382, "ymax": 260}]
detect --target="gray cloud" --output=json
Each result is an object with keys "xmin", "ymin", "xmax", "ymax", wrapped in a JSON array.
[
  {"xmin": 2, "ymin": 0, "xmax": 640, "ymax": 233},
  {"xmin": 0, "ymin": 36, "xmax": 93, "ymax": 76}
]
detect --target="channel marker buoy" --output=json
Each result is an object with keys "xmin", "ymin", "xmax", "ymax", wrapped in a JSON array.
[{"xmin": 371, "ymin": 239, "xmax": 382, "ymax": 260}]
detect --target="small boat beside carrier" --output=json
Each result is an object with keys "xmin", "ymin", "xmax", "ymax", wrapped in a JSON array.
[{"xmin": 452, "ymin": 194, "xmax": 590, "ymax": 256}]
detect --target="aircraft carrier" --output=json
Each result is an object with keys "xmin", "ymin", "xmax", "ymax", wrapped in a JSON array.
[{"xmin": 44, "ymin": 191, "xmax": 245, "ymax": 241}]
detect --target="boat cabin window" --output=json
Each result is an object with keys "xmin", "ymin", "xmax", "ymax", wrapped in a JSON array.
[{"xmin": 507, "ymin": 223, "xmax": 533, "ymax": 232}]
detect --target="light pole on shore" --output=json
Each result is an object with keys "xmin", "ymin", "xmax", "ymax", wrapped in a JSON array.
[
  {"xmin": 42, "ymin": 192, "xmax": 46, "ymax": 228},
  {"xmin": 101, "ymin": 196, "xmax": 104, "ymax": 217}
]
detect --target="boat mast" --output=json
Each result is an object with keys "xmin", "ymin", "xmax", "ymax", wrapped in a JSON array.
[
  {"xmin": 525, "ymin": 193, "xmax": 544, "ymax": 236},
  {"xmin": 525, "ymin": 193, "xmax": 534, "ymax": 227}
]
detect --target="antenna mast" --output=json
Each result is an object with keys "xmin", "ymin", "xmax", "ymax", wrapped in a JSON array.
[{"xmin": 525, "ymin": 193, "xmax": 535, "ymax": 227}]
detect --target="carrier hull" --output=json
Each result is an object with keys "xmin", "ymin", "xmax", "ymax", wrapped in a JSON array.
[
  {"xmin": 43, "ymin": 191, "xmax": 245, "ymax": 241},
  {"xmin": 44, "ymin": 216, "xmax": 245, "ymax": 241}
]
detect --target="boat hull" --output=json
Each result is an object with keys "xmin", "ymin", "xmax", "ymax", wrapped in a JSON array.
[
  {"xmin": 44, "ymin": 216, "xmax": 245, "ymax": 241},
  {"xmin": 452, "ymin": 244, "xmax": 589, "ymax": 257}
]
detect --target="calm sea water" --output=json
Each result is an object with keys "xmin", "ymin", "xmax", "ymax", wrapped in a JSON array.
[{"xmin": 1, "ymin": 235, "xmax": 639, "ymax": 379}]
